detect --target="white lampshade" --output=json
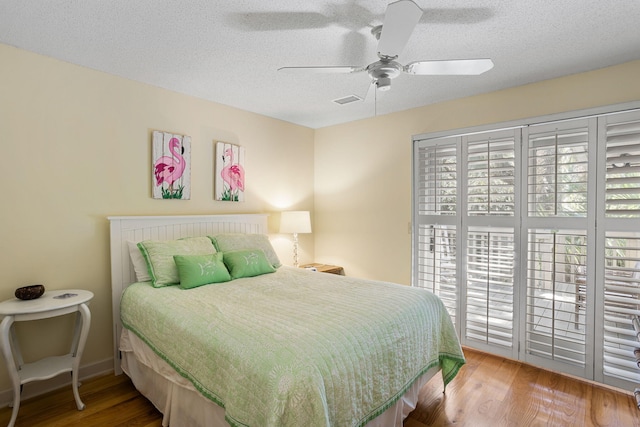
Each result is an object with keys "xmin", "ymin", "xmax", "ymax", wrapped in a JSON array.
[{"xmin": 280, "ymin": 211, "xmax": 312, "ymax": 234}]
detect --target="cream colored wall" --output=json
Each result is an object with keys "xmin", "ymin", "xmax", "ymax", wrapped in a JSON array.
[
  {"xmin": 0, "ymin": 43, "xmax": 315, "ymax": 393},
  {"xmin": 313, "ymin": 60, "xmax": 640, "ymax": 285},
  {"xmin": 2, "ymin": 38, "xmax": 639, "ymax": 399}
]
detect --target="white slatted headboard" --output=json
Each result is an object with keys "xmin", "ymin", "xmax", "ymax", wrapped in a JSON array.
[{"xmin": 108, "ymin": 214, "xmax": 268, "ymax": 374}]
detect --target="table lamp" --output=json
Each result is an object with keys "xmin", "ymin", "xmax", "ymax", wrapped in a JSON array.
[{"xmin": 280, "ymin": 211, "xmax": 312, "ymax": 267}]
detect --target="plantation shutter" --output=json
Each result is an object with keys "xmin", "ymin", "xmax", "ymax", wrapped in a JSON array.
[
  {"xmin": 467, "ymin": 136, "xmax": 516, "ymax": 216},
  {"xmin": 465, "ymin": 227, "xmax": 515, "ymax": 349},
  {"xmin": 414, "ymin": 138, "xmax": 459, "ymax": 326},
  {"xmin": 601, "ymin": 233, "xmax": 640, "ymax": 384},
  {"xmin": 522, "ymin": 119, "xmax": 594, "ymax": 377},
  {"xmin": 597, "ymin": 110, "xmax": 640, "ymax": 388},
  {"xmin": 463, "ymin": 130, "xmax": 518, "ymax": 355},
  {"xmin": 416, "ymin": 142, "xmax": 457, "ymax": 215},
  {"xmin": 525, "ymin": 229, "xmax": 588, "ymax": 372},
  {"xmin": 604, "ymin": 116, "xmax": 640, "ymax": 218},
  {"xmin": 412, "ymin": 105, "xmax": 640, "ymax": 391},
  {"xmin": 416, "ymin": 224, "xmax": 457, "ymax": 322},
  {"xmin": 527, "ymin": 125, "xmax": 589, "ymax": 217}
]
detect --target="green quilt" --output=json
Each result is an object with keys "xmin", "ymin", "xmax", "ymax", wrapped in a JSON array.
[{"xmin": 121, "ymin": 266, "xmax": 464, "ymax": 427}]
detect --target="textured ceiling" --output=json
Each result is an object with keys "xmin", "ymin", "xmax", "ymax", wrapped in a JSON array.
[{"xmin": 1, "ymin": 1, "xmax": 640, "ymax": 129}]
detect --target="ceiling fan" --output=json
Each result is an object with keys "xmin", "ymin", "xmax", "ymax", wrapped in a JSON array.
[{"xmin": 278, "ymin": 0, "xmax": 493, "ymax": 94}]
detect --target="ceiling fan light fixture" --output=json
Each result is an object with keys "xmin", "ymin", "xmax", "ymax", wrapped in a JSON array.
[{"xmin": 376, "ymin": 77, "xmax": 392, "ymax": 91}]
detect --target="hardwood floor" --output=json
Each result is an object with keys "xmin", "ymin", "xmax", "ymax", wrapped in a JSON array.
[
  {"xmin": 408, "ymin": 348, "xmax": 640, "ymax": 427},
  {"xmin": 1, "ymin": 347, "xmax": 638, "ymax": 426}
]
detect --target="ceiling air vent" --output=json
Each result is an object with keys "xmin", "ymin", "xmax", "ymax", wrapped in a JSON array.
[{"xmin": 332, "ymin": 95, "xmax": 362, "ymax": 105}]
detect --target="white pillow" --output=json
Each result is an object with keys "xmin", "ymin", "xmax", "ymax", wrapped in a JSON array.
[{"xmin": 127, "ymin": 241, "xmax": 151, "ymax": 282}]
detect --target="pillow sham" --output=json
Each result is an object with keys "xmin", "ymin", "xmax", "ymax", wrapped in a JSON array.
[
  {"xmin": 173, "ymin": 252, "xmax": 231, "ymax": 289},
  {"xmin": 211, "ymin": 234, "xmax": 281, "ymax": 268},
  {"xmin": 127, "ymin": 241, "xmax": 151, "ymax": 282},
  {"xmin": 137, "ymin": 237, "xmax": 216, "ymax": 287},
  {"xmin": 223, "ymin": 249, "xmax": 276, "ymax": 279}
]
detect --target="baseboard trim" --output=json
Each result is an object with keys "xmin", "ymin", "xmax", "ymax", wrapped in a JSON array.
[{"xmin": 0, "ymin": 358, "xmax": 114, "ymax": 407}]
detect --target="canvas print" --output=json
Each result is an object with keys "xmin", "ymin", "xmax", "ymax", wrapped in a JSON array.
[
  {"xmin": 152, "ymin": 131, "xmax": 191, "ymax": 199},
  {"xmin": 215, "ymin": 142, "xmax": 245, "ymax": 202}
]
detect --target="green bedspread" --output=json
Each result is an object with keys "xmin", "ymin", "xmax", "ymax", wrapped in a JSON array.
[{"xmin": 121, "ymin": 266, "xmax": 464, "ymax": 427}]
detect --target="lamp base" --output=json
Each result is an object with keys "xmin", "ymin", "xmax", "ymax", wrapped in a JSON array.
[{"xmin": 292, "ymin": 232, "xmax": 299, "ymax": 267}]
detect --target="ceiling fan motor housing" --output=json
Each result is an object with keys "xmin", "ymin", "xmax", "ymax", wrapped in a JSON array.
[{"xmin": 368, "ymin": 58, "xmax": 402, "ymax": 91}]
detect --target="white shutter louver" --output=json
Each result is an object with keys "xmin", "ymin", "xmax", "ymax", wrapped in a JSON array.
[
  {"xmin": 417, "ymin": 143, "xmax": 457, "ymax": 215},
  {"xmin": 527, "ymin": 127, "xmax": 589, "ymax": 217},
  {"xmin": 465, "ymin": 227, "xmax": 515, "ymax": 348},
  {"xmin": 605, "ymin": 118, "xmax": 640, "ymax": 218},
  {"xmin": 526, "ymin": 229, "xmax": 587, "ymax": 367},
  {"xmin": 467, "ymin": 137, "xmax": 515, "ymax": 216},
  {"xmin": 416, "ymin": 224, "xmax": 457, "ymax": 323},
  {"xmin": 601, "ymin": 233, "xmax": 640, "ymax": 383}
]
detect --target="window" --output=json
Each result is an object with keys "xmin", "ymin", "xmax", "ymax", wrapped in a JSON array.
[{"xmin": 413, "ymin": 106, "xmax": 640, "ymax": 390}]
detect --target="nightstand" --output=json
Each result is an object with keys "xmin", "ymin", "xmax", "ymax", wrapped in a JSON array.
[
  {"xmin": 300, "ymin": 263, "xmax": 345, "ymax": 275},
  {"xmin": 0, "ymin": 289, "xmax": 93, "ymax": 427}
]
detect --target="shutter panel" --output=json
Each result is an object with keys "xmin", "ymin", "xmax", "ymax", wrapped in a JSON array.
[
  {"xmin": 416, "ymin": 224, "xmax": 457, "ymax": 323},
  {"xmin": 526, "ymin": 229, "xmax": 587, "ymax": 369},
  {"xmin": 465, "ymin": 227, "xmax": 514, "ymax": 348},
  {"xmin": 416, "ymin": 143, "xmax": 457, "ymax": 215},
  {"xmin": 601, "ymin": 235, "xmax": 640, "ymax": 383},
  {"xmin": 527, "ymin": 127, "xmax": 589, "ymax": 217},
  {"xmin": 604, "ymin": 118, "xmax": 640, "ymax": 218},
  {"xmin": 467, "ymin": 136, "xmax": 515, "ymax": 216}
]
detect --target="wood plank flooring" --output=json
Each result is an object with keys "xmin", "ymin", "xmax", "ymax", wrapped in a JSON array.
[{"xmin": 0, "ymin": 347, "xmax": 638, "ymax": 426}]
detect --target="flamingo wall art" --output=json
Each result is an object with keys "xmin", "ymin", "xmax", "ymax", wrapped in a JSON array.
[
  {"xmin": 215, "ymin": 142, "xmax": 245, "ymax": 202},
  {"xmin": 152, "ymin": 131, "xmax": 191, "ymax": 199}
]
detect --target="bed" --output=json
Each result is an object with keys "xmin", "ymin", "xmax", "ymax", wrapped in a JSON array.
[{"xmin": 109, "ymin": 214, "xmax": 464, "ymax": 427}]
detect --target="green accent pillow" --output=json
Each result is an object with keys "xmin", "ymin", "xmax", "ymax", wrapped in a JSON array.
[
  {"xmin": 223, "ymin": 249, "xmax": 276, "ymax": 279},
  {"xmin": 174, "ymin": 253, "xmax": 231, "ymax": 289},
  {"xmin": 137, "ymin": 237, "xmax": 216, "ymax": 287},
  {"xmin": 210, "ymin": 234, "xmax": 281, "ymax": 268}
]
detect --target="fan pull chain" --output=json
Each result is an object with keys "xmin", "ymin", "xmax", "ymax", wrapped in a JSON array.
[{"xmin": 374, "ymin": 86, "xmax": 377, "ymax": 117}]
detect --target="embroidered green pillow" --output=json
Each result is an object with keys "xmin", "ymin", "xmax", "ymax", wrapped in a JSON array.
[
  {"xmin": 137, "ymin": 237, "xmax": 216, "ymax": 287},
  {"xmin": 223, "ymin": 249, "xmax": 276, "ymax": 279},
  {"xmin": 173, "ymin": 253, "xmax": 231, "ymax": 289},
  {"xmin": 210, "ymin": 234, "xmax": 281, "ymax": 268}
]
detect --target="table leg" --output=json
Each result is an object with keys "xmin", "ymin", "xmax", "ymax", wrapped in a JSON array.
[
  {"xmin": 0, "ymin": 316, "xmax": 21, "ymax": 427},
  {"xmin": 71, "ymin": 303, "xmax": 91, "ymax": 411}
]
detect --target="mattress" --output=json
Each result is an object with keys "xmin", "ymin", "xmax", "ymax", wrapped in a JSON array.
[{"xmin": 120, "ymin": 266, "xmax": 464, "ymax": 427}]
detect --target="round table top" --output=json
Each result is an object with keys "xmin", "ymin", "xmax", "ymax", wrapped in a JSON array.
[{"xmin": 0, "ymin": 289, "xmax": 94, "ymax": 316}]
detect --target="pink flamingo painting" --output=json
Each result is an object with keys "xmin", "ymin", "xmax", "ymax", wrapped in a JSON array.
[
  {"xmin": 217, "ymin": 143, "xmax": 245, "ymax": 201},
  {"xmin": 152, "ymin": 133, "xmax": 190, "ymax": 199}
]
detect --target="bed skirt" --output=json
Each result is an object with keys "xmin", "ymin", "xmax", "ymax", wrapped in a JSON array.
[{"xmin": 120, "ymin": 329, "xmax": 439, "ymax": 427}]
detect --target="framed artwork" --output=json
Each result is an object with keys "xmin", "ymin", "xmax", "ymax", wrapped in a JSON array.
[
  {"xmin": 152, "ymin": 131, "xmax": 191, "ymax": 199},
  {"xmin": 215, "ymin": 142, "xmax": 245, "ymax": 202}
]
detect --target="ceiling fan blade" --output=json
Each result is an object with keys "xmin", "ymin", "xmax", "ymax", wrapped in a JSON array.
[
  {"xmin": 360, "ymin": 80, "xmax": 376, "ymax": 101},
  {"xmin": 404, "ymin": 59, "xmax": 494, "ymax": 75},
  {"xmin": 377, "ymin": 0, "xmax": 423, "ymax": 58},
  {"xmin": 278, "ymin": 66, "xmax": 363, "ymax": 74},
  {"xmin": 229, "ymin": 12, "xmax": 332, "ymax": 31}
]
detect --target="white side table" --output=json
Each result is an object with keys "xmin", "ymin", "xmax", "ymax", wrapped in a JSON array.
[{"xmin": 0, "ymin": 289, "xmax": 93, "ymax": 427}]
